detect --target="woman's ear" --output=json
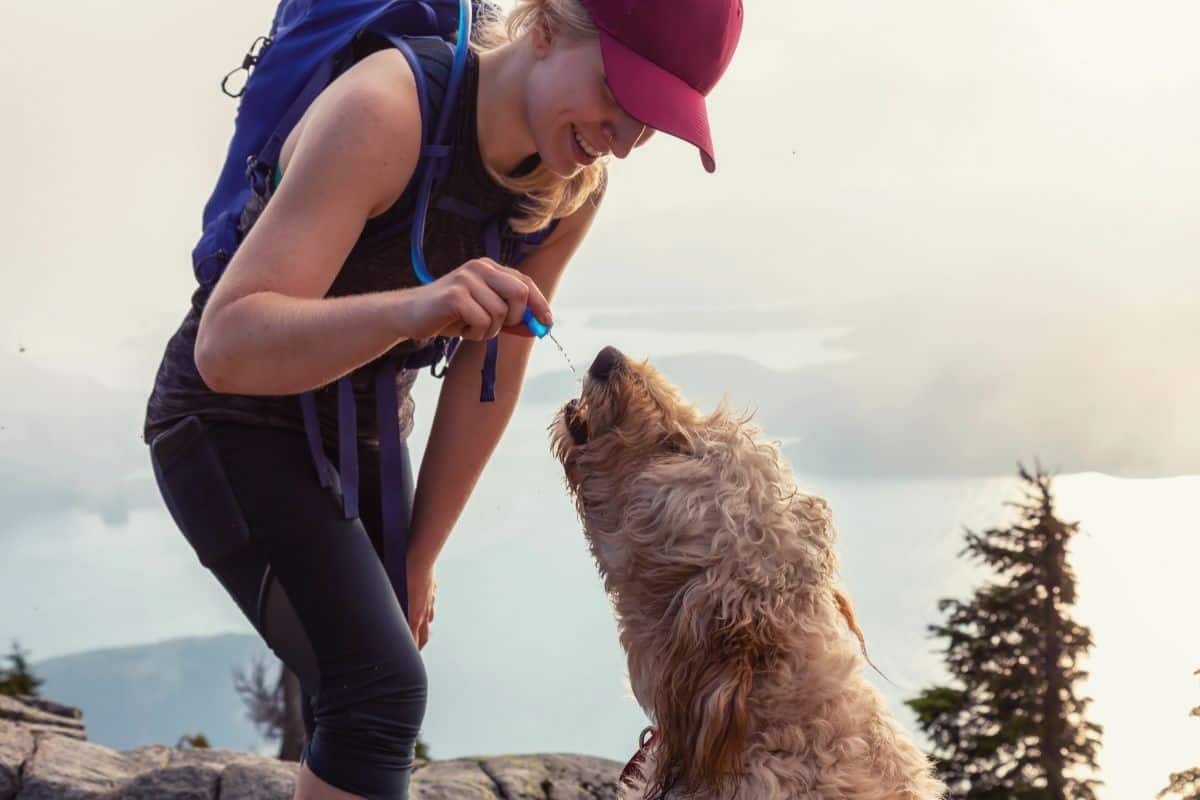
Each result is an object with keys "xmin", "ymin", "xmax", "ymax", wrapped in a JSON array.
[{"xmin": 529, "ymin": 13, "xmax": 556, "ymax": 58}]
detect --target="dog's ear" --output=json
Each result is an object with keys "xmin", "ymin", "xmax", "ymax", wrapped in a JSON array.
[{"xmin": 646, "ymin": 579, "xmax": 756, "ymax": 797}]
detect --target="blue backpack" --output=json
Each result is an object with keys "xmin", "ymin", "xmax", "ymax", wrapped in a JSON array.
[{"xmin": 196, "ymin": 0, "xmax": 557, "ymax": 601}]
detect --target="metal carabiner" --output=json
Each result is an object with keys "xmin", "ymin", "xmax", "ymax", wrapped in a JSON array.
[
  {"xmin": 429, "ymin": 337, "xmax": 462, "ymax": 379},
  {"xmin": 221, "ymin": 35, "xmax": 273, "ymax": 98}
]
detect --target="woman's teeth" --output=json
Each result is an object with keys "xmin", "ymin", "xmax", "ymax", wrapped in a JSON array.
[{"xmin": 573, "ymin": 126, "xmax": 601, "ymax": 158}]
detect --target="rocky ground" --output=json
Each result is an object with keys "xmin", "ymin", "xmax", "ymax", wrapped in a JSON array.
[{"xmin": 0, "ymin": 694, "xmax": 625, "ymax": 799}]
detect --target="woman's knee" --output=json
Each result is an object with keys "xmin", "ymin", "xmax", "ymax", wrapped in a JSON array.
[
  {"xmin": 318, "ymin": 644, "xmax": 428, "ymax": 734},
  {"xmin": 303, "ymin": 646, "xmax": 427, "ymax": 798}
]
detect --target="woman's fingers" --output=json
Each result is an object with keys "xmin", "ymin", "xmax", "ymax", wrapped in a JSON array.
[
  {"xmin": 473, "ymin": 263, "xmax": 530, "ymax": 329},
  {"xmin": 473, "ymin": 259, "xmax": 553, "ymax": 330},
  {"xmin": 440, "ymin": 259, "xmax": 553, "ymax": 340},
  {"xmin": 500, "ymin": 268, "xmax": 552, "ymax": 329},
  {"xmin": 523, "ymin": 278, "xmax": 553, "ymax": 329},
  {"xmin": 407, "ymin": 604, "xmax": 423, "ymax": 646},
  {"xmin": 468, "ymin": 279, "xmax": 511, "ymax": 341},
  {"xmin": 412, "ymin": 604, "xmax": 426, "ymax": 649},
  {"xmin": 445, "ymin": 283, "xmax": 492, "ymax": 339}
]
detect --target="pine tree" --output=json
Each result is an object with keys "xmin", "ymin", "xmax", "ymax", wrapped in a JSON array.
[
  {"xmin": 0, "ymin": 640, "xmax": 44, "ymax": 698},
  {"xmin": 1156, "ymin": 667, "xmax": 1200, "ymax": 800},
  {"xmin": 233, "ymin": 655, "xmax": 306, "ymax": 760},
  {"xmin": 905, "ymin": 461, "xmax": 1103, "ymax": 799}
]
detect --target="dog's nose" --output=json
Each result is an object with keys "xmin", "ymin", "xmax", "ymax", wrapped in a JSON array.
[{"xmin": 589, "ymin": 346, "xmax": 624, "ymax": 381}]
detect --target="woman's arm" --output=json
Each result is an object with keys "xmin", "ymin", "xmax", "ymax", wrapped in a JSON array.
[
  {"xmin": 195, "ymin": 50, "xmax": 551, "ymax": 397},
  {"xmin": 405, "ymin": 194, "xmax": 603, "ymax": 573},
  {"xmin": 196, "ymin": 51, "xmax": 425, "ymax": 396}
]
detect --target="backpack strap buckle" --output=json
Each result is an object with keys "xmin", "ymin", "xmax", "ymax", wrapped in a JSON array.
[{"xmin": 245, "ymin": 155, "xmax": 274, "ymax": 198}]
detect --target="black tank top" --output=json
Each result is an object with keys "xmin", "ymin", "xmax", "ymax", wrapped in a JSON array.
[{"xmin": 143, "ymin": 38, "xmax": 539, "ymax": 452}]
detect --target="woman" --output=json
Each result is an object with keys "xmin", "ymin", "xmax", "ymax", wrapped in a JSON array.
[{"xmin": 142, "ymin": 0, "xmax": 743, "ymax": 797}]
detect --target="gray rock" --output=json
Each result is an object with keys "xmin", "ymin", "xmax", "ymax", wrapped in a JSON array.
[
  {"xmin": 4, "ymin": 699, "xmax": 81, "ymax": 723},
  {"xmin": 166, "ymin": 747, "xmax": 262, "ymax": 770},
  {"xmin": 14, "ymin": 725, "xmax": 84, "ymax": 743},
  {"xmin": 0, "ymin": 721, "xmax": 35, "ymax": 800},
  {"xmin": 218, "ymin": 759, "xmax": 298, "ymax": 800},
  {"xmin": 0, "ymin": 697, "xmax": 84, "ymax": 741},
  {"xmin": 478, "ymin": 754, "xmax": 621, "ymax": 800},
  {"xmin": 115, "ymin": 745, "xmax": 170, "ymax": 773},
  {"xmin": 411, "ymin": 758, "xmax": 503, "ymax": 799},
  {"xmin": 0, "ymin": 694, "xmax": 625, "ymax": 799},
  {"xmin": 97, "ymin": 764, "xmax": 221, "ymax": 800},
  {"xmin": 18, "ymin": 735, "xmax": 140, "ymax": 800}
]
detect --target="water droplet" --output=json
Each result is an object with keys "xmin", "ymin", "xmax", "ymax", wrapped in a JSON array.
[{"xmin": 546, "ymin": 331, "xmax": 580, "ymax": 383}]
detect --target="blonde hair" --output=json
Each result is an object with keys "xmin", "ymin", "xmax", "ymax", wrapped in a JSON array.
[{"xmin": 470, "ymin": 0, "xmax": 608, "ymax": 234}]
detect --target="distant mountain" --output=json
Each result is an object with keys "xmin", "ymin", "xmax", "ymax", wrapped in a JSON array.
[
  {"xmin": 32, "ymin": 632, "xmax": 273, "ymax": 752},
  {"xmin": 523, "ymin": 338, "xmax": 1198, "ymax": 479}
]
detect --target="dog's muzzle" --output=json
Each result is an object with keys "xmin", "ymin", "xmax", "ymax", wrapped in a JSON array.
[
  {"xmin": 564, "ymin": 398, "xmax": 588, "ymax": 445},
  {"xmin": 589, "ymin": 345, "xmax": 624, "ymax": 382}
]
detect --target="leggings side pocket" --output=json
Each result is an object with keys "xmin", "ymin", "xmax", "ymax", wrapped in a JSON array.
[{"xmin": 150, "ymin": 415, "xmax": 253, "ymax": 569}]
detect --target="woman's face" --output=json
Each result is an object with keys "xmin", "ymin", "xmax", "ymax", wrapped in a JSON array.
[{"xmin": 525, "ymin": 25, "xmax": 656, "ymax": 178}]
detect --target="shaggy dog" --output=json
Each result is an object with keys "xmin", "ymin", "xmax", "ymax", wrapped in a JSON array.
[{"xmin": 549, "ymin": 346, "xmax": 947, "ymax": 800}]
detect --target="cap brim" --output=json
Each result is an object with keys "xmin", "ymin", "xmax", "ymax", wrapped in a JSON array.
[{"xmin": 596, "ymin": 28, "xmax": 717, "ymax": 173}]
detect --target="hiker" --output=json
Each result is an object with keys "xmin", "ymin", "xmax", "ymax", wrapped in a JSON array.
[{"xmin": 142, "ymin": 0, "xmax": 743, "ymax": 797}]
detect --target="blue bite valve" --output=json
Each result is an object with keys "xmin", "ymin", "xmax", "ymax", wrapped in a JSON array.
[{"xmin": 522, "ymin": 307, "xmax": 552, "ymax": 338}]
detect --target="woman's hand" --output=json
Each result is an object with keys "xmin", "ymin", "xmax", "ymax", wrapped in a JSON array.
[
  {"xmin": 400, "ymin": 258, "xmax": 552, "ymax": 342},
  {"xmin": 406, "ymin": 558, "xmax": 437, "ymax": 650}
]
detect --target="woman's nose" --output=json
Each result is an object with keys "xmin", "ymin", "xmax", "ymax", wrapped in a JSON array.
[{"xmin": 604, "ymin": 116, "xmax": 644, "ymax": 159}]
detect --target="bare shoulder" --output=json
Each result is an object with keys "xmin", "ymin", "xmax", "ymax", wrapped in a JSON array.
[
  {"xmin": 332, "ymin": 47, "xmax": 422, "ymax": 129},
  {"xmin": 271, "ymin": 47, "xmax": 425, "ymax": 223},
  {"xmin": 201, "ymin": 48, "xmax": 429, "ymax": 316}
]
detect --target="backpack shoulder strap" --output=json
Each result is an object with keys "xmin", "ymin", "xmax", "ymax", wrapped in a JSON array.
[
  {"xmin": 342, "ymin": 34, "xmax": 461, "ymax": 257},
  {"xmin": 361, "ymin": 32, "xmax": 458, "ymax": 158}
]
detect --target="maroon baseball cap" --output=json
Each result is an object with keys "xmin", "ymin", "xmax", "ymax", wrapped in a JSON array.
[{"xmin": 578, "ymin": 0, "xmax": 744, "ymax": 172}]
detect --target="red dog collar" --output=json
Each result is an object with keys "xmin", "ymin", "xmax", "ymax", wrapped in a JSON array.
[{"xmin": 619, "ymin": 725, "xmax": 659, "ymax": 790}]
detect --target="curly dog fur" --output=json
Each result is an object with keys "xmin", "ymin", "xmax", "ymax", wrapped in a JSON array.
[{"xmin": 549, "ymin": 347, "xmax": 946, "ymax": 800}]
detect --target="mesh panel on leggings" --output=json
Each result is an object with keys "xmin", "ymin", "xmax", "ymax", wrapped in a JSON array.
[{"xmin": 259, "ymin": 568, "xmax": 320, "ymax": 690}]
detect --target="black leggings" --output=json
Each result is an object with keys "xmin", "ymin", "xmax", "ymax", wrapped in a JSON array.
[{"xmin": 148, "ymin": 414, "xmax": 426, "ymax": 799}]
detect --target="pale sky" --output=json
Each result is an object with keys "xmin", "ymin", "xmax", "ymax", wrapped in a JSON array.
[
  {"xmin": 1, "ymin": 1, "xmax": 1198, "ymax": 798},
  {"xmin": 2, "ymin": 0, "xmax": 1196, "ymax": 477}
]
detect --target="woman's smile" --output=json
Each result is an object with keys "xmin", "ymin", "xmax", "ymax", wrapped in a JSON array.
[{"xmin": 570, "ymin": 123, "xmax": 603, "ymax": 164}]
